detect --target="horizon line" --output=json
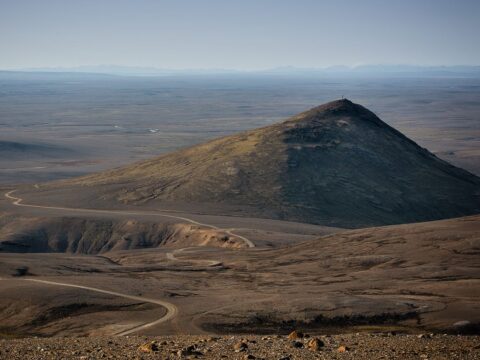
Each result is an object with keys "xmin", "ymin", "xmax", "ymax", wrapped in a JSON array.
[{"xmin": 2, "ymin": 64, "xmax": 480, "ymax": 73}]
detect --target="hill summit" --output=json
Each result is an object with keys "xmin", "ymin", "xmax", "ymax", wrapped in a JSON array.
[{"xmin": 45, "ymin": 99, "xmax": 480, "ymax": 227}]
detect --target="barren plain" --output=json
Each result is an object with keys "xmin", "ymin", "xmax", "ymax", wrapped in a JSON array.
[{"xmin": 0, "ymin": 74, "xmax": 479, "ymax": 358}]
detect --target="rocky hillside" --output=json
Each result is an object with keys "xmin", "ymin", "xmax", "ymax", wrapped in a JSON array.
[{"xmin": 36, "ymin": 99, "xmax": 480, "ymax": 228}]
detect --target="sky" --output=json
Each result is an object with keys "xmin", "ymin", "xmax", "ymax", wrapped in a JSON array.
[{"xmin": 0, "ymin": 0, "xmax": 479, "ymax": 70}]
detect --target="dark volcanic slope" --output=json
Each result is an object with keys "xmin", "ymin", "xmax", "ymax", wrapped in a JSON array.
[{"xmin": 38, "ymin": 99, "xmax": 480, "ymax": 228}]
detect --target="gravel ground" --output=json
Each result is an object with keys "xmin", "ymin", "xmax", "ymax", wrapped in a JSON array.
[{"xmin": 1, "ymin": 333, "xmax": 479, "ymax": 359}]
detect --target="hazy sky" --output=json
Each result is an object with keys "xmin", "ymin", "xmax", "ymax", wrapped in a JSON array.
[{"xmin": 1, "ymin": 0, "xmax": 479, "ymax": 70}]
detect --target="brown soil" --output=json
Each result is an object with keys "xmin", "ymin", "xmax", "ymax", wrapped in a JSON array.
[{"xmin": 1, "ymin": 334, "xmax": 479, "ymax": 359}]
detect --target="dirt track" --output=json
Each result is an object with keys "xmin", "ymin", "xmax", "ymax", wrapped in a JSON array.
[
  {"xmin": 4, "ymin": 190, "xmax": 255, "ymax": 248},
  {"xmin": 0, "ymin": 276, "xmax": 177, "ymax": 336},
  {"xmin": 1, "ymin": 190, "xmax": 258, "ymax": 336}
]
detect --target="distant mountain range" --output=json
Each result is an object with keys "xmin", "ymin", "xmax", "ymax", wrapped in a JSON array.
[{"xmin": 3, "ymin": 65, "xmax": 480, "ymax": 77}]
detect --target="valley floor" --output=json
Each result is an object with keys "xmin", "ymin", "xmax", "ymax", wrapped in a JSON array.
[{"xmin": 1, "ymin": 188, "xmax": 479, "ymax": 340}]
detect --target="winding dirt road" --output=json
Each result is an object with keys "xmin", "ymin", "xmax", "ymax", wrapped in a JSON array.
[
  {"xmin": 0, "ymin": 277, "xmax": 177, "ymax": 336},
  {"xmin": 4, "ymin": 190, "xmax": 255, "ymax": 248},
  {"xmin": 2, "ymin": 189, "xmax": 255, "ymax": 335},
  {"xmin": 166, "ymin": 247, "xmax": 222, "ymax": 267}
]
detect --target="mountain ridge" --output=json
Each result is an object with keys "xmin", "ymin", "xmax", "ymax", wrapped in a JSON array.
[{"xmin": 32, "ymin": 99, "xmax": 480, "ymax": 228}]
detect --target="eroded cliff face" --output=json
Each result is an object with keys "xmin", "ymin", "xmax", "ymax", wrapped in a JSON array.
[{"xmin": 0, "ymin": 214, "xmax": 246, "ymax": 254}]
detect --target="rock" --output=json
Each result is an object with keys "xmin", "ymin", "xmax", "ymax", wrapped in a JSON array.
[
  {"xmin": 338, "ymin": 345, "xmax": 349, "ymax": 353},
  {"xmin": 307, "ymin": 338, "xmax": 324, "ymax": 351},
  {"xmin": 178, "ymin": 345, "xmax": 202, "ymax": 356},
  {"xmin": 234, "ymin": 341, "xmax": 248, "ymax": 352},
  {"xmin": 291, "ymin": 341, "xmax": 303, "ymax": 348},
  {"xmin": 14, "ymin": 266, "xmax": 29, "ymax": 277},
  {"xmin": 453, "ymin": 320, "xmax": 471, "ymax": 327},
  {"xmin": 287, "ymin": 331, "xmax": 303, "ymax": 340},
  {"xmin": 453, "ymin": 320, "xmax": 474, "ymax": 334},
  {"xmin": 138, "ymin": 341, "xmax": 158, "ymax": 353},
  {"xmin": 244, "ymin": 355, "xmax": 256, "ymax": 360}
]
